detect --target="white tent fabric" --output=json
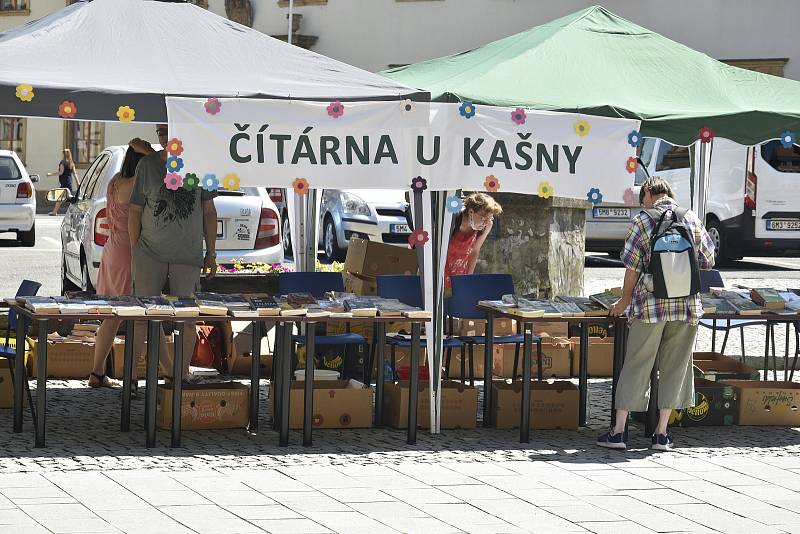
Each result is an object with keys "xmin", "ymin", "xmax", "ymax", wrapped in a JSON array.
[{"xmin": 0, "ymin": 0, "xmax": 424, "ymax": 122}]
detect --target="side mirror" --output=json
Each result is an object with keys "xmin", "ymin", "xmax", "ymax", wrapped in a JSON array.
[
  {"xmin": 46, "ymin": 188, "xmax": 72, "ymax": 202},
  {"xmin": 29, "ymin": 174, "xmax": 40, "ymax": 183}
]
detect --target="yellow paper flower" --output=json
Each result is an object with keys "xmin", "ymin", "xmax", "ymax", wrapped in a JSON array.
[
  {"xmin": 116, "ymin": 105, "xmax": 136, "ymax": 123},
  {"xmin": 537, "ymin": 181, "xmax": 554, "ymax": 199},
  {"xmin": 292, "ymin": 177, "xmax": 310, "ymax": 195},
  {"xmin": 574, "ymin": 120, "xmax": 590, "ymax": 137},
  {"xmin": 15, "ymin": 84, "xmax": 34, "ymax": 102},
  {"xmin": 223, "ymin": 173, "xmax": 240, "ymax": 191}
]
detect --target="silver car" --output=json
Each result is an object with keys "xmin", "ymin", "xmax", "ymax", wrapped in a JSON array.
[
  {"xmin": 56, "ymin": 145, "xmax": 283, "ymax": 294},
  {"xmin": 0, "ymin": 149, "xmax": 38, "ymax": 247}
]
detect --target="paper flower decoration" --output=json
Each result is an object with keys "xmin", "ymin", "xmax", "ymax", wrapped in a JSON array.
[
  {"xmin": 165, "ymin": 156, "xmax": 184, "ymax": 173},
  {"xmin": 204, "ymin": 98, "xmax": 221, "ymax": 115},
  {"xmin": 459, "ymin": 101, "xmax": 476, "ymax": 119},
  {"xmin": 400, "ymin": 99, "xmax": 415, "ymax": 113},
  {"xmin": 627, "ymin": 130, "xmax": 642, "ymax": 147},
  {"xmin": 164, "ymin": 173, "xmax": 183, "ymax": 191},
  {"xmin": 116, "ymin": 105, "xmax": 135, "ymax": 122},
  {"xmin": 15, "ymin": 84, "xmax": 34, "ymax": 102},
  {"xmin": 58, "ymin": 101, "xmax": 77, "ymax": 119},
  {"xmin": 202, "ymin": 174, "xmax": 219, "ymax": 191},
  {"xmin": 446, "ymin": 195, "xmax": 463, "ymax": 213},
  {"xmin": 622, "ymin": 187, "xmax": 637, "ymax": 206},
  {"xmin": 574, "ymin": 120, "xmax": 590, "ymax": 137},
  {"xmin": 698, "ymin": 126, "xmax": 714, "ymax": 143},
  {"xmin": 411, "ymin": 176, "xmax": 427, "ymax": 192},
  {"xmin": 223, "ymin": 173, "xmax": 240, "ymax": 191},
  {"xmin": 625, "ymin": 157, "xmax": 638, "ymax": 174},
  {"xmin": 166, "ymin": 138, "xmax": 184, "ymax": 156},
  {"xmin": 587, "ymin": 187, "xmax": 603, "ymax": 205},
  {"xmin": 292, "ymin": 177, "xmax": 309, "ymax": 195},
  {"xmin": 780, "ymin": 130, "xmax": 796, "ymax": 149},
  {"xmin": 183, "ymin": 173, "xmax": 199, "ymax": 190},
  {"xmin": 327, "ymin": 101, "xmax": 344, "ymax": 119},
  {"xmin": 537, "ymin": 181, "xmax": 554, "ymax": 199},
  {"xmin": 511, "ymin": 108, "xmax": 527, "ymax": 126},
  {"xmin": 484, "ymin": 175, "xmax": 500, "ymax": 192},
  {"xmin": 408, "ymin": 229, "xmax": 429, "ymax": 249}
]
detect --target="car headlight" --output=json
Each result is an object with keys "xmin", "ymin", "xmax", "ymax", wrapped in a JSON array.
[{"xmin": 340, "ymin": 192, "xmax": 371, "ymax": 216}]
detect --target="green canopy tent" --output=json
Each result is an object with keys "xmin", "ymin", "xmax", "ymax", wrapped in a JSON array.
[{"xmin": 383, "ymin": 5, "xmax": 800, "ymax": 147}]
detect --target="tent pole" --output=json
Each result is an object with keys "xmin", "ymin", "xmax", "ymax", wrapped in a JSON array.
[
  {"xmin": 287, "ymin": 0, "xmax": 294, "ymax": 46},
  {"xmin": 697, "ymin": 140, "xmax": 712, "ymax": 222},
  {"xmin": 304, "ymin": 189, "xmax": 318, "ymax": 272}
]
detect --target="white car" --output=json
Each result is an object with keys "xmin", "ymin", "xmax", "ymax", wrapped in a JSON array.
[
  {"xmin": 0, "ymin": 149, "xmax": 37, "ymax": 247},
  {"xmin": 57, "ymin": 145, "xmax": 282, "ymax": 293}
]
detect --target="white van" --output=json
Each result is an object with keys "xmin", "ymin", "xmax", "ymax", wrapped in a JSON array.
[{"xmin": 585, "ymin": 137, "xmax": 800, "ymax": 262}]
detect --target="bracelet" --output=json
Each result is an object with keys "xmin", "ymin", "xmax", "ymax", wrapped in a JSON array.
[{"xmin": 205, "ymin": 251, "xmax": 216, "ymax": 258}]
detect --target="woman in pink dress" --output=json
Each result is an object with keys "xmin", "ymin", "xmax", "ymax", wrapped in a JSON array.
[
  {"xmin": 88, "ymin": 143, "xmax": 150, "ymax": 387},
  {"xmin": 444, "ymin": 192, "xmax": 503, "ymax": 291}
]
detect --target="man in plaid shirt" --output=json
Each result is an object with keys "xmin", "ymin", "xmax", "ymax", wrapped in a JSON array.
[{"xmin": 598, "ymin": 177, "xmax": 715, "ymax": 451}]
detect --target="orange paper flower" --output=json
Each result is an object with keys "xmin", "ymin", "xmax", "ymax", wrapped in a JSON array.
[
  {"xmin": 484, "ymin": 175, "xmax": 500, "ymax": 192},
  {"xmin": 292, "ymin": 177, "xmax": 309, "ymax": 195},
  {"xmin": 116, "ymin": 105, "xmax": 136, "ymax": 123},
  {"xmin": 625, "ymin": 157, "xmax": 638, "ymax": 174},
  {"xmin": 57, "ymin": 100, "xmax": 77, "ymax": 118},
  {"xmin": 166, "ymin": 138, "xmax": 184, "ymax": 156}
]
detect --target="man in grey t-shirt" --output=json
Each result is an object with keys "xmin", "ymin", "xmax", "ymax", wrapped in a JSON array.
[{"xmin": 128, "ymin": 124, "xmax": 218, "ymax": 381}]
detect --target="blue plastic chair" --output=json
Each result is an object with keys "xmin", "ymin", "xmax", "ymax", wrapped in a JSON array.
[
  {"xmin": 374, "ymin": 275, "xmax": 465, "ymax": 382},
  {"xmin": 1, "ymin": 280, "xmax": 41, "ymax": 425},
  {"xmin": 698, "ymin": 269, "xmax": 765, "ymax": 362},
  {"xmin": 278, "ymin": 272, "xmax": 369, "ymax": 380},
  {"xmin": 449, "ymin": 274, "xmax": 538, "ymax": 383}
]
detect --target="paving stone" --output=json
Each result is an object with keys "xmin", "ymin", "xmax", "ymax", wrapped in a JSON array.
[
  {"xmin": 476, "ymin": 475, "xmax": 551, "ymax": 491},
  {"xmin": 160, "ymin": 504, "xmax": 262, "ymax": 533},
  {"xmin": 581, "ymin": 495, "xmax": 712, "ymax": 532},
  {"xmin": 354, "ymin": 500, "xmax": 430, "ymax": 520},
  {"xmin": 263, "ymin": 491, "xmax": 354, "ymax": 512},
  {"xmin": 415, "ymin": 503, "xmax": 509, "ymax": 527},
  {"xmin": 442, "ymin": 462, "xmax": 517, "ymax": 477},
  {"xmin": 540, "ymin": 504, "xmax": 623, "ymax": 523},
  {"xmin": 96, "ymin": 509, "xmax": 196, "ymax": 534},
  {"xmin": 578, "ymin": 521, "xmax": 657, "ymax": 534},
  {"xmin": 198, "ymin": 490, "xmax": 276, "ymax": 507},
  {"xmin": 390, "ymin": 464, "xmax": 481, "ymax": 486},
  {"xmin": 383, "ymin": 487, "xmax": 464, "ymax": 504},
  {"xmin": 505, "ymin": 487, "xmax": 582, "ymax": 505},
  {"xmin": 364, "ymin": 516, "xmax": 463, "ymax": 534},
  {"xmin": 440, "ymin": 484, "xmax": 515, "ymax": 501},
  {"xmin": 469, "ymin": 498, "xmax": 585, "ymax": 531},
  {"xmin": 318, "ymin": 486, "xmax": 395, "ymax": 503},
  {"xmin": 37, "ymin": 517, "xmax": 120, "ymax": 533},
  {"xmin": 304, "ymin": 511, "xmax": 400, "ymax": 533},
  {"xmin": 583, "ymin": 471, "xmax": 666, "ymax": 490},
  {"xmin": 137, "ymin": 490, "xmax": 213, "ymax": 507},
  {"xmin": 227, "ymin": 504, "xmax": 303, "ymax": 521},
  {"xmin": 619, "ymin": 488, "xmax": 703, "ymax": 505},
  {"xmin": 615, "ymin": 467, "xmax": 698, "ymax": 481},
  {"xmin": 249, "ymin": 518, "xmax": 333, "ymax": 533},
  {"xmin": 660, "ymin": 503, "xmax": 785, "ymax": 534}
]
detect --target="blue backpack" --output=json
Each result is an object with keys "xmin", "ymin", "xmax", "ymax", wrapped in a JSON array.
[{"xmin": 644, "ymin": 207, "xmax": 700, "ymax": 299}]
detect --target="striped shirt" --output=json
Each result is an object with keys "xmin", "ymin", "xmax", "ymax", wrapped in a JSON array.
[{"xmin": 620, "ymin": 197, "xmax": 715, "ymax": 324}]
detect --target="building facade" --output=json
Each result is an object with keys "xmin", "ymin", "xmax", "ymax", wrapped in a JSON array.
[{"xmin": 2, "ymin": 0, "xmax": 798, "ymax": 190}]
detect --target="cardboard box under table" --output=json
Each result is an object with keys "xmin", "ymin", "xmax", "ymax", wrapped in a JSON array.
[
  {"xmin": 29, "ymin": 339, "xmax": 94, "ymax": 379},
  {"xmin": 491, "ymin": 381, "xmax": 579, "ymax": 429},
  {"xmin": 0, "ymin": 335, "xmax": 31, "ymax": 407},
  {"xmin": 111, "ymin": 337, "xmax": 174, "ymax": 379},
  {"xmin": 383, "ymin": 380, "xmax": 477, "ymax": 429},
  {"xmin": 722, "ymin": 380, "xmax": 800, "ymax": 426},
  {"xmin": 693, "ymin": 358, "xmax": 760, "ymax": 381},
  {"xmin": 493, "ymin": 337, "xmax": 571, "ymax": 379},
  {"xmin": 670, "ymin": 377, "xmax": 738, "ymax": 427},
  {"xmin": 158, "ymin": 382, "xmax": 249, "ymax": 430},
  {"xmin": 569, "ymin": 336, "xmax": 615, "ymax": 377},
  {"xmin": 269, "ymin": 379, "xmax": 373, "ymax": 429},
  {"xmin": 453, "ymin": 317, "xmax": 516, "ymax": 337}
]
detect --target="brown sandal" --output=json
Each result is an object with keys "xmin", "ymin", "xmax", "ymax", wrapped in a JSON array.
[{"xmin": 88, "ymin": 372, "xmax": 114, "ymax": 388}]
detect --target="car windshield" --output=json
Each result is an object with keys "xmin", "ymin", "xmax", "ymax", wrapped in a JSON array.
[{"xmin": 0, "ymin": 156, "xmax": 21, "ymax": 180}]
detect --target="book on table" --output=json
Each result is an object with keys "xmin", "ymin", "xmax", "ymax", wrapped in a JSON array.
[
  {"xmin": 286, "ymin": 292, "xmax": 319, "ymax": 307},
  {"xmin": 556, "ymin": 295, "xmax": 608, "ymax": 317},
  {"xmin": 343, "ymin": 298, "xmax": 379, "ymax": 317},
  {"xmin": 278, "ymin": 298, "xmax": 310, "ymax": 316},
  {"xmin": 137, "ymin": 296, "xmax": 176, "ymax": 316},
  {"xmin": 192, "ymin": 292, "xmax": 230, "ymax": 316},
  {"xmin": 372, "ymin": 298, "xmax": 431, "ymax": 319},
  {"xmin": 589, "ymin": 291, "xmax": 620, "ymax": 310},
  {"xmin": 54, "ymin": 299, "xmax": 90, "ymax": 314},
  {"xmin": 699, "ymin": 294, "xmax": 737, "ymax": 315},
  {"xmin": 21, "ymin": 297, "xmax": 61, "ymax": 314},
  {"xmin": 105, "ymin": 296, "xmax": 147, "ymax": 316},
  {"xmin": 167, "ymin": 296, "xmax": 201, "ymax": 317},
  {"xmin": 726, "ymin": 296, "xmax": 763, "ymax": 316},
  {"xmin": 219, "ymin": 293, "xmax": 257, "ymax": 316},
  {"xmin": 749, "ymin": 288, "xmax": 785, "ymax": 310},
  {"xmin": 550, "ymin": 300, "xmax": 585, "ymax": 317},
  {"xmin": 83, "ymin": 299, "xmax": 113, "ymax": 314},
  {"xmin": 246, "ymin": 295, "xmax": 281, "ymax": 317}
]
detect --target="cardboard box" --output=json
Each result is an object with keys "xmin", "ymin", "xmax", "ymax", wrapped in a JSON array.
[
  {"xmin": 445, "ymin": 345, "xmax": 485, "ymax": 380},
  {"xmin": 723, "ymin": 380, "xmax": 800, "ymax": 426},
  {"xmin": 693, "ymin": 358, "xmax": 759, "ymax": 381},
  {"xmin": 531, "ymin": 321, "xmax": 569, "ymax": 338},
  {"xmin": 671, "ymin": 378, "xmax": 738, "ymax": 427},
  {"xmin": 29, "ymin": 339, "xmax": 94, "ymax": 379},
  {"xmin": 693, "ymin": 352, "xmax": 725, "ymax": 362},
  {"xmin": 455, "ymin": 318, "xmax": 516, "ymax": 337},
  {"xmin": 228, "ymin": 352, "xmax": 272, "ymax": 377},
  {"xmin": 157, "ymin": 382, "xmax": 250, "ymax": 430},
  {"xmin": 344, "ymin": 237, "xmax": 418, "ymax": 278},
  {"xmin": 491, "ymin": 381, "xmax": 579, "ymax": 429},
  {"xmin": 570, "ymin": 336, "xmax": 615, "ymax": 377},
  {"xmin": 343, "ymin": 272, "xmax": 377, "ymax": 296},
  {"xmin": 493, "ymin": 337, "xmax": 571, "ymax": 378},
  {"xmin": 111, "ymin": 338, "xmax": 173, "ymax": 379},
  {"xmin": 270, "ymin": 379, "xmax": 373, "ymax": 429},
  {"xmin": 0, "ymin": 366, "xmax": 27, "ymax": 408},
  {"xmin": 382, "ymin": 380, "xmax": 477, "ymax": 429},
  {"xmin": 567, "ymin": 321, "xmax": 615, "ymax": 339}
]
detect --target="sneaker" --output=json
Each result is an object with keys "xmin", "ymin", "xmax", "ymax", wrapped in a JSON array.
[
  {"xmin": 651, "ymin": 432, "xmax": 674, "ymax": 451},
  {"xmin": 596, "ymin": 430, "xmax": 626, "ymax": 450}
]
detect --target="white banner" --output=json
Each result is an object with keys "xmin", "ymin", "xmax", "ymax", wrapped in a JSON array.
[{"xmin": 167, "ymin": 97, "xmax": 641, "ymax": 203}]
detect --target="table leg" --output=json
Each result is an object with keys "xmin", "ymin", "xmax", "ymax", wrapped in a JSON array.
[
  {"xmin": 374, "ymin": 322, "xmax": 386, "ymax": 427},
  {"xmin": 764, "ymin": 322, "xmax": 771, "ymax": 381},
  {"xmin": 711, "ymin": 319, "xmax": 717, "ymax": 353},
  {"xmin": 13, "ymin": 312, "xmax": 25, "ymax": 433},
  {"xmin": 785, "ymin": 322, "xmax": 791, "ymax": 382},
  {"xmin": 278, "ymin": 323, "xmax": 292, "ymax": 447},
  {"xmin": 579, "ymin": 321, "xmax": 589, "ymax": 427},
  {"xmin": 407, "ymin": 322, "xmax": 421, "ymax": 445},
  {"xmin": 248, "ymin": 321, "xmax": 262, "ymax": 434},
  {"xmin": 272, "ymin": 323, "xmax": 284, "ymax": 432},
  {"xmin": 170, "ymin": 323, "xmax": 184, "ymax": 448},
  {"xmin": 120, "ymin": 320, "xmax": 134, "ymax": 432},
  {"xmin": 303, "ymin": 323, "xmax": 316, "ymax": 447},
  {"xmin": 35, "ymin": 319, "xmax": 48, "ymax": 448},
  {"xmin": 483, "ymin": 311, "xmax": 494, "ymax": 428},
  {"xmin": 145, "ymin": 320, "xmax": 161, "ymax": 448},
  {"xmin": 611, "ymin": 318, "xmax": 626, "ymax": 431},
  {"xmin": 520, "ymin": 327, "xmax": 532, "ymax": 443}
]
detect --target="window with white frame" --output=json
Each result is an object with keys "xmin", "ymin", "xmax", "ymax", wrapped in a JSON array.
[{"xmin": 0, "ymin": 117, "xmax": 26, "ymax": 162}]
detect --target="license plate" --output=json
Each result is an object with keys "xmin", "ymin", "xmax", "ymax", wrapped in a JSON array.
[
  {"xmin": 766, "ymin": 219, "xmax": 800, "ymax": 231},
  {"xmin": 216, "ymin": 219, "xmax": 224, "ymax": 239},
  {"xmin": 390, "ymin": 223, "xmax": 411, "ymax": 234},
  {"xmin": 592, "ymin": 207, "xmax": 630, "ymax": 219}
]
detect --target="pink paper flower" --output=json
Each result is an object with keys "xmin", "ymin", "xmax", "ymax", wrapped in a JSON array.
[
  {"xmin": 511, "ymin": 108, "xmax": 526, "ymax": 125},
  {"xmin": 408, "ymin": 229, "xmax": 429, "ymax": 249},
  {"xmin": 204, "ymin": 98, "xmax": 222, "ymax": 115},
  {"xmin": 164, "ymin": 173, "xmax": 183, "ymax": 191},
  {"xmin": 622, "ymin": 187, "xmax": 636, "ymax": 206},
  {"xmin": 698, "ymin": 126, "xmax": 714, "ymax": 144},
  {"xmin": 327, "ymin": 101, "xmax": 344, "ymax": 118}
]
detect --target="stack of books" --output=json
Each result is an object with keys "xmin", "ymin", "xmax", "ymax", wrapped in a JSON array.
[
  {"xmin": 556, "ymin": 295, "xmax": 608, "ymax": 317},
  {"xmin": 192, "ymin": 292, "xmax": 229, "ymax": 316},
  {"xmin": 137, "ymin": 296, "xmax": 176, "ymax": 316}
]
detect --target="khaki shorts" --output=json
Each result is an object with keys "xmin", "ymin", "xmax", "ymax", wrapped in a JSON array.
[
  {"xmin": 615, "ymin": 319, "xmax": 697, "ymax": 412},
  {"xmin": 131, "ymin": 245, "xmax": 200, "ymax": 296}
]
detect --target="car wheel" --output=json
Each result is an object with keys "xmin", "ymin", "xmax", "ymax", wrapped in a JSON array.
[
  {"xmin": 324, "ymin": 217, "xmax": 345, "ymax": 262},
  {"xmin": 61, "ymin": 256, "xmax": 79, "ymax": 296},
  {"xmin": 282, "ymin": 212, "xmax": 292, "ymax": 256},
  {"xmin": 706, "ymin": 218, "xmax": 732, "ymax": 266},
  {"xmin": 18, "ymin": 223, "xmax": 35, "ymax": 247},
  {"xmin": 80, "ymin": 258, "xmax": 95, "ymax": 293}
]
